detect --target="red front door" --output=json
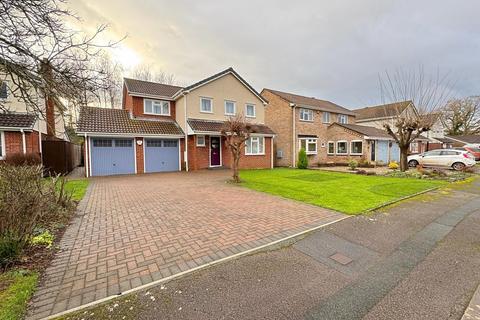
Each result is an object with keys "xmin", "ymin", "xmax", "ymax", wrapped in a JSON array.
[{"xmin": 210, "ymin": 136, "xmax": 221, "ymax": 166}]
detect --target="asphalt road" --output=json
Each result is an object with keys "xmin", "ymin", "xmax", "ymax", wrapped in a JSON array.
[{"xmin": 60, "ymin": 179, "xmax": 480, "ymax": 320}]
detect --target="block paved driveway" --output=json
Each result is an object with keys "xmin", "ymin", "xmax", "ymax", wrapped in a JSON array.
[{"xmin": 28, "ymin": 170, "xmax": 344, "ymax": 319}]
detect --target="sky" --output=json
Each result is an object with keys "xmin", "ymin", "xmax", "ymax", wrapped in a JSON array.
[{"xmin": 69, "ymin": 0, "xmax": 480, "ymax": 109}]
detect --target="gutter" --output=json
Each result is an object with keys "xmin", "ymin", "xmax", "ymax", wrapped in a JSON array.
[{"xmin": 20, "ymin": 129, "xmax": 26, "ymax": 154}]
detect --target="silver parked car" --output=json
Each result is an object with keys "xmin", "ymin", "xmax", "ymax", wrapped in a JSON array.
[{"xmin": 407, "ymin": 149, "xmax": 476, "ymax": 171}]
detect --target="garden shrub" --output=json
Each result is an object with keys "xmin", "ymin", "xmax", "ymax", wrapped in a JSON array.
[
  {"xmin": 4, "ymin": 153, "xmax": 41, "ymax": 166},
  {"xmin": 388, "ymin": 161, "xmax": 399, "ymax": 170},
  {"xmin": 348, "ymin": 160, "xmax": 358, "ymax": 170},
  {"xmin": 0, "ymin": 165, "xmax": 73, "ymax": 266},
  {"xmin": 31, "ymin": 230, "xmax": 54, "ymax": 248},
  {"xmin": 297, "ymin": 148, "xmax": 308, "ymax": 169}
]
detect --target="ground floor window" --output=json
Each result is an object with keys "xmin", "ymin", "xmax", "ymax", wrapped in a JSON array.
[
  {"xmin": 0, "ymin": 131, "xmax": 4, "ymax": 159},
  {"xmin": 350, "ymin": 141, "xmax": 363, "ymax": 155},
  {"xmin": 246, "ymin": 136, "xmax": 264, "ymax": 155},
  {"xmin": 196, "ymin": 135, "xmax": 205, "ymax": 147},
  {"xmin": 299, "ymin": 138, "xmax": 317, "ymax": 154},
  {"xmin": 327, "ymin": 141, "xmax": 335, "ymax": 154},
  {"xmin": 336, "ymin": 141, "xmax": 348, "ymax": 154},
  {"xmin": 410, "ymin": 142, "xmax": 419, "ymax": 153}
]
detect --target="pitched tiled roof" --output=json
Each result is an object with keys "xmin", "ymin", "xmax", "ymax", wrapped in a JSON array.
[
  {"xmin": 333, "ymin": 123, "xmax": 391, "ymax": 138},
  {"xmin": 263, "ymin": 88, "xmax": 355, "ymax": 115},
  {"xmin": 445, "ymin": 135, "xmax": 480, "ymax": 144},
  {"xmin": 77, "ymin": 107, "xmax": 184, "ymax": 136},
  {"xmin": 184, "ymin": 67, "xmax": 267, "ymax": 103},
  {"xmin": 187, "ymin": 118, "xmax": 275, "ymax": 135},
  {"xmin": 0, "ymin": 112, "xmax": 36, "ymax": 129},
  {"xmin": 355, "ymin": 101, "xmax": 412, "ymax": 121},
  {"xmin": 124, "ymin": 78, "xmax": 183, "ymax": 98}
]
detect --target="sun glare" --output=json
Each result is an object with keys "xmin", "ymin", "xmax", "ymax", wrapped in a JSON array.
[{"xmin": 112, "ymin": 45, "xmax": 141, "ymax": 69}]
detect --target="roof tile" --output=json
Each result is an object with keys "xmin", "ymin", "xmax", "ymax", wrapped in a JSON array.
[
  {"xmin": 0, "ymin": 112, "xmax": 36, "ymax": 129},
  {"xmin": 355, "ymin": 101, "xmax": 411, "ymax": 121},
  {"xmin": 123, "ymin": 78, "xmax": 183, "ymax": 98},
  {"xmin": 187, "ymin": 118, "xmax": 275, "ymax": 135}
]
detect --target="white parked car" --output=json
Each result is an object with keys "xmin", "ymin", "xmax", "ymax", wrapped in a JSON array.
[{"xmin": 407, "ymin": 149, "xmax": 476, "ymax": 171}]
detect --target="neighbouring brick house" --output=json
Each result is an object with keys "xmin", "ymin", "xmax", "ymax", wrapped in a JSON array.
[
  {"xmin": 444, "ymin": 134, "xmax": 480, "ymax": 147},
  {"xmin": 262, "ymin": 88, "xmax": 355, "ymax": 166},
  {"xmin": 77, "ymin": 67, "xmax": 275, "ymax": 176},
  {"xmin": 0, "ymin": 77, "xmax": 67, "ymax": 161}
]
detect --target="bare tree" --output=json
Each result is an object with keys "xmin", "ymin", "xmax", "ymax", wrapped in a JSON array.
[
  {"xmin": 0, "ymin": 0, "xmax": 122, "ymax": 122},
  {"xmin": 379, "ymin": 67, "xmax": 452, "ymax": 171},
  {"xmin": 221, "ymin": 114, "xmax": 251, "ymax": 183},
  {"xmin": 441, "ymin": 96, "xmax": 480, "ymax": 135},
  {"xmin": 131, "ymin": 64, "xmax": 176, "ymax": 85}
]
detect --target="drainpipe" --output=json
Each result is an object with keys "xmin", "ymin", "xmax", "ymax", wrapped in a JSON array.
[
  {"xmin": 37, "ymin": 120, "xmax": 43, "ymax": 165},
  {"xmin": 20, "ymin": 129, "xmax": 26, "ymax": 154},
  {"xmin": 183, "ymin": 92, "xmax": 189, "ymax": 172},
  {"xmin": 291, "ymin": 103, "xmax": 296, "ymax": 167},
  {"xmin": 84, "ymin": 133, "xmax": 89, "ymax": 177}
]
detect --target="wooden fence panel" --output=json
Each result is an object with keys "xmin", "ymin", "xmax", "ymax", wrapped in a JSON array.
[{"xmin": 42, "ymin": 140, "xmax": 83, "ymax": 175}]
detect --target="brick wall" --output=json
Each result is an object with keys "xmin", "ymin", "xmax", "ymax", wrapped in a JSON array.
[
  {"xmin": 262, "ymin": 90, "xmax": 293, "ymax": 167},
  {"xmin": 4, "ymin": 130, "xmax": 41, "ymax": 156},
  {"xmin": 187, "ymin": 135, "xmax": 210, "ymax": 170},
  {"xmin": 324, "ymin": 125, "xmax": 370, "ymax": 164},
  {"xmin": 135, "ymin": 138, "xmax": 144, "ymax": 173}
]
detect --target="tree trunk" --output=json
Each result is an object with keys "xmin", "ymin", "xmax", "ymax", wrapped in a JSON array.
[
  {"xmin": 399, "ymin": 146, "xmax": 409, "ymax": 172},
  {"xmin": 232, "ymin": 151, "xmax": 241, "ymax": 183}
]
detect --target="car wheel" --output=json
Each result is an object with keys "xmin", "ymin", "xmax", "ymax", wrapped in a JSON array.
[
  {"xmin": 452, "ymin": 162, "xmax": 466, "ymax": 171},
  {"xmin": 408, "ymin": 160, "xmax": 419, "ymax": 167}
]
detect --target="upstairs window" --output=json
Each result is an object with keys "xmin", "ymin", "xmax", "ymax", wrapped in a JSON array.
[
  {"xmin": 246, "ymin": 104, "xmax": 256, "ymax": 118},
  {"xmin": 299, "ymin": 108, "xmax": 313, "ymax": 121},
  {"xmin": 144, "ymin": 99, "xmax": 170, "ymax": 115},
  {"xmin": 224, "ymin": 101, "xmax": 236, "ymax": 115},
  {"xmin": 338, "ymin": 114, "xmax": 348, "ymax": 124},
  {"xmin": 200, "ymin": 97, "xmax": 213, "ymax": 113},
  {"xmin": 299, "ymin": 138, "xmax": 317, "ymax": 154},
  {"xmin": 0, "ymin": 82, "xmax": 7, "ymax": 99},
  {"xmin": 323, "ymin": 112, "xmax": 330, "ymax": 123}
]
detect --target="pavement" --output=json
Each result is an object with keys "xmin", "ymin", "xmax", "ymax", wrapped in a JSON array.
[
  {"xmin": 55, "ymin": 178, "xmax": 480, "ymax": 320},
  {"xmin": 27, "ymin": 170, "xmax": 343, "ymax": 319}
]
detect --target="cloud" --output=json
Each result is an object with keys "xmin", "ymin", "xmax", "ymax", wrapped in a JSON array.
[{"xmin": 69, "ymin": 0, "xmax": 480, "ymax": 108}]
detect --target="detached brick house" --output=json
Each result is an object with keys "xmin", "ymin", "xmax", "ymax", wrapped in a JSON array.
[
  {"xmin": 77, "ymin": 68, "xmax": 275, "ymax": 177},
  {"xmin": 0, "ymin": 78, "xmax": 67, "ymax": 161}
]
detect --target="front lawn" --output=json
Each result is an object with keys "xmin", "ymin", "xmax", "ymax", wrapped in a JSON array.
[
  {"xmin": 0, "ymin": 270, "xmax": 38, "ymax": 320},
  {"xmin": 240, "ymin": 168, "xmax": 446, "ymax": 214},
  {"xmin": 64, "ymin": 179, "xmax": 89, "ymax": 201}
]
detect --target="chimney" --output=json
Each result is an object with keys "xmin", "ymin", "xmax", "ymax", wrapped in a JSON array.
[{"xmin": 40, "ymin": 59, "xmax": 56, "ymax": 137}]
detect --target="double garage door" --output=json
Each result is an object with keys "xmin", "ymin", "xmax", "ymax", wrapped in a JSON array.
[{"xmin": 91, "ymin": 138, "xmax": 179, "ymax": 176}]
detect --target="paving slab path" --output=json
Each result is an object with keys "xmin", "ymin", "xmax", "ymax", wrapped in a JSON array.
[
  {"xmin": 52, "ymin": 178, "xmax": 480, "ymax": 320},
  {"xmin": 27, "ymin": 170, "xmax": 344, "ymax": 319}
]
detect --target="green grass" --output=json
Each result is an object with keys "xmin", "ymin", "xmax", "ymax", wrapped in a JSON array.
[
  {"xmin": 64, "ymin": 179, "xmax": 89, "ymax": 201},
  {"xmin": 0, "ymin": 270, "xmax": 38, "ymax": 320},
  {"xmin": 240, "ymin": 168, "xmax": 446, "ymax": 214}
]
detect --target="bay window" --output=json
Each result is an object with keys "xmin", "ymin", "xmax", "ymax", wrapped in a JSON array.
[{"xmin": 245, "ymin": 136, "xmax": 264, "ymax": 155}]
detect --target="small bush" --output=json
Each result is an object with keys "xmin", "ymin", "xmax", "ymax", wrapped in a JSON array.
[
  {"xmin": 31, "ymin": 230, "xmax": 54, "ymax": 248},
  {"xmin": 0, "ymin": 165, "xmax": 74, "ymax": 266},
  {"xmin": 4, "ymin": 153, "xmax": 41, "ymax": 166},
  {"xmin": 297, "ymin": 148, "xmax": 308, "ymax": 169},
  {"xmin": 358, "ymin": 159, "xmax": 374, "ymax": 168},
  {"xmin": 388, "ymin": 161, "xmax": 399, "ymax": 170},
  {"xmin": 348, "ymin": 160, "xmax": 358, "ymax": 170}
]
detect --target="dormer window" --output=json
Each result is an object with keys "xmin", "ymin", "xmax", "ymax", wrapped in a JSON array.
[{"xmin": 144, "ymin": 99, "xmax": 170, "ymax": 116}]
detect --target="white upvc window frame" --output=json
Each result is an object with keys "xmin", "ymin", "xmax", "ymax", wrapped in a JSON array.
[
  {"xmin": 338, "ymin": 114, "xmax": 348, "ymax": 124},
  {"xmin": 299, "ymin": 108, "xmax": 314, "ymax": 122},
  {"xmin": 299, "ymin": 138, "xmax": 318, "ymax": 155},
  {"xmin": 196, "ymin": 135, "xmax": 206, "ymax": 147},
  {"xmin": 224, "ymin": 100, "xmax": 236, "ymax": 116},
  {"xmin": 410, "ymin": 142, "xmax": 419, "ymax": 153},
  {"xmin": 327, "ymin": 141, "xmax": 335, "ymax": 155},
  {"xmin": 0, "ymin": 131, "xmax": 5, "ymax": 160},
  {"xmin": 323, "ymin": 112, "xmax": 330, "ymax": 123},
  {"xmin": 350, "ymin": 140, "xmax": 363, "ymax": 155},
  {"xmin": 246, "ymin": 103, "xmax": 256, "ymax": 118},
  {"xmin": 336, "ymin": 140, "xmax": 348, "ymax": 154},
  {"xmin": 143, "ymin": 99, "xmax": 170, "ymax": 116},
  {"xmin": 200, "ymin": 97, "xmax": 213, "ymax": 113},
  {"xmin": 0, "ymin": 81, "xmax": 8, "ymax": 100},
  {"xmin": 245, "ymin": 136, "xmax": 265, "ymax": 155}
]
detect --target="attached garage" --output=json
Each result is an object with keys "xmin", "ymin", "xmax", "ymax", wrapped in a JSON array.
[
  {"xmin": 144, "ymin": 139, "xmax": 180, "ymax": 173},
  {"xmin": 91, "ymin": 138, "xmax": 136, "ymax": 176}
]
